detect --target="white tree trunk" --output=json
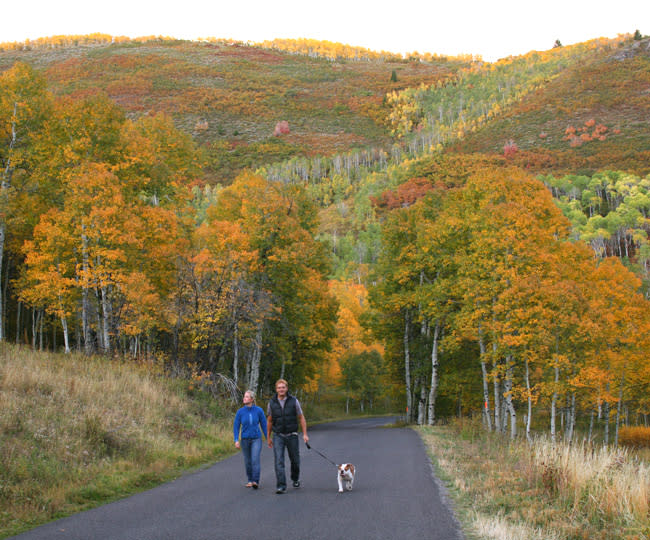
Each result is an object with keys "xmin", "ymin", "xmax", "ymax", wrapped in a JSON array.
[
  {"xmin": 100, "ymin": 285, "xmax": 111, "ymax": 354},
  {"xmin": 31, "ymin": 309, "xmax": 40, "ymax": 348},
  {"xmin": 404, "ymin": 311, "xmax": 412, "ymax": 422},
  {"xmin": 61, "ymin": 316, "xmax": 71, "ymax": 353},
  {"xmin": 427, "ymin": 321, "xmax": 440, "ymax": 425},
  {"xmin": 94, "ymin": 288, "xmax": 103, "ymax": 352},
  {"xmin": 525, "ymin": 358, "xmax": 532, "ymax": 442},
  {"xmin": 478, "ymin": 323, "xmax": 492, "ymax": 431},
  {"xmin": 551, "ymin": 364, "xmax": 559, "ymax": 443},
  {"xmin": 492, "ymin": 345, "xmax": 501, "ymax": 432},
  {"xmin": 604, "ymin": 385, "xmax": 610, "ymax": 445},
  {"xmin": 248, "ymin": 325, "xmax": 262, "ymax": 395},
  {"xmin": 504, "ymin": 358, "xmax": 517, "ymax": 440},
  {"xmin": 39, "ymin": 309, "xmax": 44, "ymax": 351},
  {"xmin": 233, "ymin": 322, "xmax": 239, "ymax": 385},
  {"xmin": 566, "ymin": 392, "xmax": 576, "ymax": 443},
  {"xmin": 81, "ymin": 229, "xmax": 92, "ymax": 354}
]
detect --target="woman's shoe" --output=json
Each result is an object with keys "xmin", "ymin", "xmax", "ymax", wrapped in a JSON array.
[{"xmin": 245, "ymin": 482, "xmax": 253, "ymax": 487}]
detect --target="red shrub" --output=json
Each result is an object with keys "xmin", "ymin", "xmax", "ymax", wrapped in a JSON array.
[
  {"xmin": 273, "ymin": 121, "xmax": 290, "ymax": 136},
  {"xmin": 503, "ymin": 139, "xmax": 519, "ymax": 157}
]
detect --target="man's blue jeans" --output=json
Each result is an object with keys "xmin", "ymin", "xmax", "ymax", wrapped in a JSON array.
[
  {"xmin": 240, "ymin": 437, "xmax": 262, "ymax": 483},
  {"xmin": 273, "ymin": 433, "xmax": 300, "ymax": 489}
]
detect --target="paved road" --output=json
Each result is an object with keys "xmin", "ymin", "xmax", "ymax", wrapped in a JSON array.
[{"xmin": 10, "ymin": 417, "xmax": 462, "ymax": 540}]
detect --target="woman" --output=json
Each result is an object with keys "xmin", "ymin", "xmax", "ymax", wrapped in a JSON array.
[{"xmin": 233, "ymin": 389, "xmax": 268, "ymax": 489}]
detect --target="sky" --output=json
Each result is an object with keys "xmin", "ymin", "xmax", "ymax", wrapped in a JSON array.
[{"xmin": 3, "ymin": 0, "xmax": 648, "ymax": 61}]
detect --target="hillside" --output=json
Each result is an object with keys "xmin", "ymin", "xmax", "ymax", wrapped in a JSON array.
[
  {"xmin": 0, "ymin": 37, "xmax": 463, "ymax": 182},
  {"xmin": 0, "ymin": 344, "xmax": 233, "ymax": 537},
  {"xmin": 3, "ymin": 35, "xmax": 646, "ymax": 186},
  {"xmin": 450, "ymin": 37, "xmax": 650, "ymax": 174}
]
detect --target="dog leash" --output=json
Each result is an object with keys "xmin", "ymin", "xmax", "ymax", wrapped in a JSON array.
[{"xmin": 305, "ymin": 442, "xmax": 339, "ymax": 467}]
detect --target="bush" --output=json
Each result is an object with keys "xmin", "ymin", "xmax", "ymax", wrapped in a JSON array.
[{"xmin": 619, "ymin": 425, "xmax": 650, "ymax": 448}]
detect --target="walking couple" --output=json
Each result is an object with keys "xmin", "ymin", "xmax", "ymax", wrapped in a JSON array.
[{"xmin": 233, "ymin": 379, "xmax": 309, "ymax": 493}]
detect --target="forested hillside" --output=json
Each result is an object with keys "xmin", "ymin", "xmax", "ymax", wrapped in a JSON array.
[
  {"xmin": 451, "ymin": 38, "xmax": 650, "ymax": 173},
  {"xmin": 2, "ymin": 32, "xmax": 650, "ymax": 443}
]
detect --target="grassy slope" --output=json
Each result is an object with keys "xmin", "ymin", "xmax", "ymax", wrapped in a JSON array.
[{"xmin": 0, "ymin": 344, "xmax": 234, "ymax": 538}]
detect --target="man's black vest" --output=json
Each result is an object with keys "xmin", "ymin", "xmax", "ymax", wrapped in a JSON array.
[{"xmin": 269, "ymin": 394, "xmax": 299, "ymax": 434}]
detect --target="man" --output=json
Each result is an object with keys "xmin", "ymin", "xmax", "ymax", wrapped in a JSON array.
[{"xmin": 267, "ymin": 379, "xmax": 309, "ymax": 494}]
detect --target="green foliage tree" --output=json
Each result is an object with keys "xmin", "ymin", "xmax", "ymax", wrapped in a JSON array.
[
  {"xmin": 340, "ymin": 349, "xmax": 383, "ymax": 412},
  {"xmin": 0, "ymin": 62, "xmax": 52, "ymax": 341}
]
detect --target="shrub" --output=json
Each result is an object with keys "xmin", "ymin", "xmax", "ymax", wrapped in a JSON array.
[
  {"xmin": 503, "ymin": 139, "xmax": 519, "ymax": 157},
  {"xmin": 273, "ymin": 120, "xmax": 290, "ymax": 136},
  {"xmin": 619, "ymin": 426, "xmax": 650, "ymax": 448}
]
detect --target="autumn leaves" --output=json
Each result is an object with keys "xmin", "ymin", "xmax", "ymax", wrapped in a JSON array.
[
  {"xmin": 368, "ymin": 163, "xmax": 650, "ymax": 439},
  {"xmin": 4, "ymin": 54, "xmax": 650, "ymax": 428},
  {"xmin": 188, "ymin": 173, "xmax": 337, "ymax": 390},
  {"xmin": 2, "ymin": 63, "xmax": 336, "ymax": 391}
]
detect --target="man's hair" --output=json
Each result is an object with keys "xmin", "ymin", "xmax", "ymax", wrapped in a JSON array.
[{"xmin": 275, "ymin": 378, "xmax": 289, "ymax": 388}]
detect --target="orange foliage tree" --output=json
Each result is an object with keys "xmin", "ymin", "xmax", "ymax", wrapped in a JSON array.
[
  {"xmin": 369, "ymin": 164, "xmax": 650, "ymax": 440},
  {"xmin": 175, "ymin": 172, "xmax": 338, "ymax": 394}
]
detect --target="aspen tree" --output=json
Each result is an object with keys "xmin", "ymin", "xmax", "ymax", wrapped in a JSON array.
[{"xmin": 0, "ymin": 63, "xmax": 50, "ymax": 341}]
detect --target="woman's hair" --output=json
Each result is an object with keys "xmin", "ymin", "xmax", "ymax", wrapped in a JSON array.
[{"xmin": 244, "ymin": 389, "xmax": 256, "ymax": 402}]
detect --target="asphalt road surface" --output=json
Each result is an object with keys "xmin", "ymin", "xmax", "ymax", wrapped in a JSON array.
[{"xmin": 10, "ymin": 417, "xmax": 463, "ymax": 540}]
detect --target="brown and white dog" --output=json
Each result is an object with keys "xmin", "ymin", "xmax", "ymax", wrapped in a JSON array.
[{"xmin": 337, "ymin": 463, "xmax": 355, "ymax": 493}]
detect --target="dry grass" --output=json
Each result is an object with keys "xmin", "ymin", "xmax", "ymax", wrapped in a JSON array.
[
  {"xmin": 419, "ymin": 419, "xmax": 650, "ymax": 540},
  {"xmin": 472, "ymin": 511, "xmax": 563, "ymax": 540},
  {"xmin": 529, "ymin": 437, "xmax": 649, "ymax": 528},
  {"xmin": 0, "ymin": 343, "xmax": 233, "ymax": 537}
]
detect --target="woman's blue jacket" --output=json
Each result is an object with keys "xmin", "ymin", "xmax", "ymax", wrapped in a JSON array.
[{"xmin": 233, "ymin": 405, "xmax": 268, "ymax": 442}]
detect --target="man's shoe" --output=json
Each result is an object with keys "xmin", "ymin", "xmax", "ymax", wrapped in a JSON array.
[
  {"xmin": 252, "ymin": 482, "xmax": 258, "ymax": 490},
  {"xmin": 292, "ymin": 481, "xmax": 301, "ymax": 488},
  {"xmin": 275, "ymin": 487, "xmax": 286, "ymax": 494}
]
